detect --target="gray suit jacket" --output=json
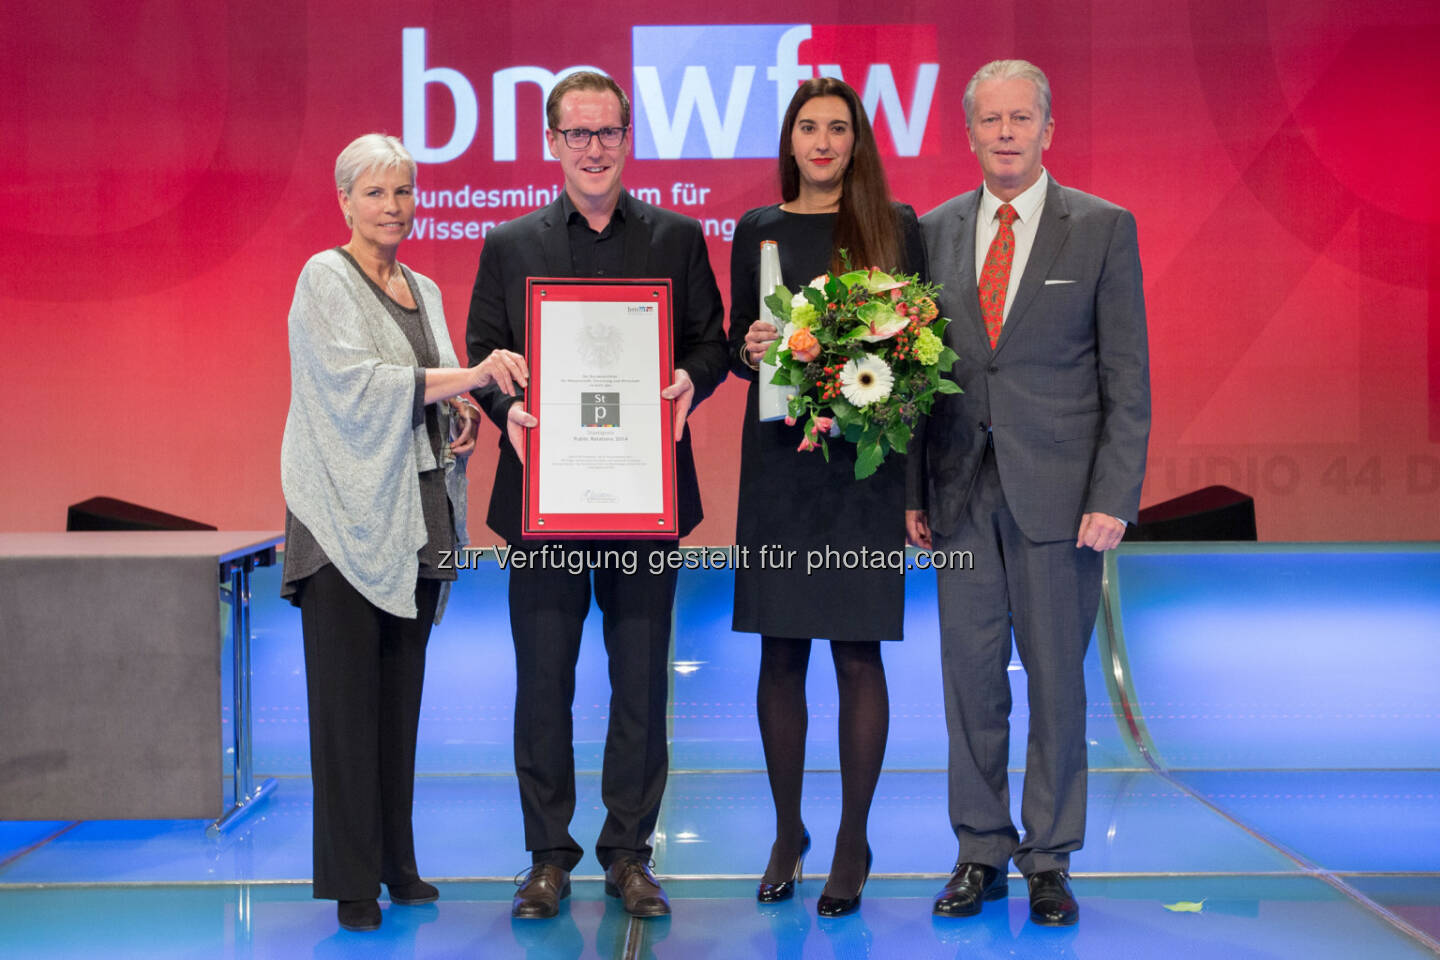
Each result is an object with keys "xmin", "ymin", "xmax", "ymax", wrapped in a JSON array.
[{"xmin": 907, "ymin": 179, "xmax": 1150, "ymax": 542}]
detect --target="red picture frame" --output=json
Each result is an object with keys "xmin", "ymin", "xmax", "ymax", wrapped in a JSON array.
[{"xmin": 522, "ymin": 278, "xmax": 678, "ymax": 539}]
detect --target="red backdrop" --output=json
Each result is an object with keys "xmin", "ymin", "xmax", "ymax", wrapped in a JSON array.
[{"xmin": 3, "ymin": 0, "xmax": 1437, "ymax": 542}]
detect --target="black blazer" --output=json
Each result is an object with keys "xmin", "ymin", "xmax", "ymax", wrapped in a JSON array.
[{"xmin": 465, "ymin": 193, "xmax": 729, "ymax": 542}]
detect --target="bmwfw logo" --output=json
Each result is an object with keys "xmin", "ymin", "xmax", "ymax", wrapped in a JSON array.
[
  {"xmin": 632, "ymin": 24, "xmax": 939, "ymax": 159},
  {"xmin": 399, "ymin": 24, "xmax": 939, "ymax": 164}
]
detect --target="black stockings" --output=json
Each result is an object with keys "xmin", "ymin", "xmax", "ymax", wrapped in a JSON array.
[{"xmin": 757, "ymin": 636, "xmax": 889, "ymax": 897}]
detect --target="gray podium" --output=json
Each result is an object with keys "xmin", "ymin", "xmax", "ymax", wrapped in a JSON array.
[{"xmin": 0, "ymin": 531, "xmax": 282, "ymax": 832}]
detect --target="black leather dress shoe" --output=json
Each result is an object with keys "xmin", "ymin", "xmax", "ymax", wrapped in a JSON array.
[
  {"xmin": 932, "ymin": 862, "xmax": 1008, "ymax": 917},
  {"xmin": 388, "ymin": 879, "xmax": 439, "ymax": 904},
  {"xmin": 605, "ymin": 859, "xmax": 670, "ymax": 917},
  {"xmin": 512, "ymin": 864, "xmax": 571, "ymax": 919},
  {"xmin": 337, "ymin": 898, "xmax": 381, "ymax": 931},
  {"xmin": 815, "ymin": 846, "xmax": 872, "ymax": 918},
  {"xmin": 1027, "ymin": 869, "xmax": 1079, "ymax": 926},
  {"xmin": 757, "ymin": 828, "xmax": 811, "ymax": 903}
]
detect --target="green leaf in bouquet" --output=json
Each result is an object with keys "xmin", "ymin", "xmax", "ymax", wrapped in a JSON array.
[
  {"xmin": 936, "ymin": 378, "xmax": 963, "ymax": 394},
  {"xmin": 802, "ymin": 285, "xmax": 829, "ymax": 311},
  {"xmin": 837, "ymin": 269, "xmax": 870, "ymax": 288},
  {"xmin": 761, "ymin": 339, "xmax": 782, "ymax": 365},
  {"xmin": 832, "ymin": 405, "xmax": 862, "ymax": 438},
  {"xmin": 854, "ymin": 439, "xmax": 885, "ymax": 479},
  {"xmin": 885, "ymin": 419, "xmax": 911, "ymax": 454},
  {"xmin": 768, "ymin": 365, "xmax": 795, "ymax": 386},
  {"xmin": 937, "ymin": 346, "xmax": 959, "ymax": 371},
  {"xmin": 764, "ymin": 288, "xmax": 792, "ymax": 322}
]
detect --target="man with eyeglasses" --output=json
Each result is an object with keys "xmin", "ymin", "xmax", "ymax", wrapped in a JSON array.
[{"xmin": 465, "ymin": 71, "xmax": 728, "ymax": 920}]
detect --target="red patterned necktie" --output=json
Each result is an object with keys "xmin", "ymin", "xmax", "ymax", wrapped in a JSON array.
[{"xmin": 978, "ymin": 202, "xmax": 1018, "ymax": 349}]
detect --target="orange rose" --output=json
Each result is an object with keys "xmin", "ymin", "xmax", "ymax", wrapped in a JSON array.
[
  {"xmin": 788, "ymin": 327, "xmax": 821, "ymax": 363},
  {"xmin": 915, "ymin": 296, "xmax": 939, "ymax": 322}
]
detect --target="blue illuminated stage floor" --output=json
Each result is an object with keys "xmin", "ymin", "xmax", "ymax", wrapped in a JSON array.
[{"xmin": 2, "ymin": 544, "xmax": 1438, "ymax": 958}]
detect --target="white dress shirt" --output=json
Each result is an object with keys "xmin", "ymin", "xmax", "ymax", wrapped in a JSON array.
[{"xmin": 974, "ymin": 169, "xmax": 1049, "ymax": 325}]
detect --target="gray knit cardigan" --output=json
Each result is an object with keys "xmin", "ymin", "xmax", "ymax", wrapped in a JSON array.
[{"xmin": 280, "ymin": 249, "xmax": 468, "ymax": 621}]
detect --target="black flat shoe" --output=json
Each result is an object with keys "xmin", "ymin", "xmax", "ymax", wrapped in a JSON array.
[
  {"xmin": 816, "ymin": 846, "xmax": 872, "ymax": 918},
  {"xmin": 388, "ymin": 878, "xmax": 439, "ymax": 904},
  {"xmin": 1027, "ymin": 869, "xmax": 1079, "ymax": 926},
  {"xmin": 757, "ymin": 828, "xmax": 811, "ymax": 903},
  {"xmin": 337, "ymin": 899, "xmax": 381, "ymax": 932}
]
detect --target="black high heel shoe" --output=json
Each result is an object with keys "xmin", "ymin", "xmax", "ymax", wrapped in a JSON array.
[
  {"xmin": 756, "ymin": 828, "xmax": 811, "ymax": 903},
  {"xmin": 816, "ymin": 846, "xmax": 872, "ymax": 918}
]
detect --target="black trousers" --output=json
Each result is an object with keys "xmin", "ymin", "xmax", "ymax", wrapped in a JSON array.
[
  {"xmin": 507, "ymin": 541, "xmax": 677, "ymax": 871},
  {"xmin": 298, "ymin": 563, "xmax": 439, "ymax": 901}
]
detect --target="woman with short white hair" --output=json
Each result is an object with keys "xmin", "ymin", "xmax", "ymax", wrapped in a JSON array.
[{"xmin": 280, "ymin": 133, "xmax": 526, "ymax": 932}]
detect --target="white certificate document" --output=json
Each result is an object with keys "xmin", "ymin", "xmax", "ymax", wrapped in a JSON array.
[{"xmin": 535, "ymin": 299, "xmax": 665, "ymax": 516}]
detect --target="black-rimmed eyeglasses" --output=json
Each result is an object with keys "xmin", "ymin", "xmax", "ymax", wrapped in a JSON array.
[{"xmin": 555, "ymin": 126, "xmax": 627, "ymax": 149}]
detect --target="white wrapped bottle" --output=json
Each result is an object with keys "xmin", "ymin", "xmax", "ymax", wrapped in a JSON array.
[{"xmin": 756, "ymin": 240, "xmax": 796, "ymax": 421}]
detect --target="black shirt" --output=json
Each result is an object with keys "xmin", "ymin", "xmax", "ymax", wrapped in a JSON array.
[{"xmin": 561, "ymin": 190, "xmax": 628, "ymax": 278}]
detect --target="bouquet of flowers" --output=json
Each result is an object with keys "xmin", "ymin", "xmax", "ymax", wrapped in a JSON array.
[{"xmin": 762, "ymin": 260, "xmax": 960, "ymax": 479}]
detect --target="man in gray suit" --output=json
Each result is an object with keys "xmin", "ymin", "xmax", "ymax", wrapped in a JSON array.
[{"xmin": 906, "ymin": 59, "xmax": 1149, "ymax": 926}]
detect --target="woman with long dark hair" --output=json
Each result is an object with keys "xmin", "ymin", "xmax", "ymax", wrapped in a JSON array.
[{"xmin": 729, "ymin": 78, "xmax": 925, "ymax": 917}]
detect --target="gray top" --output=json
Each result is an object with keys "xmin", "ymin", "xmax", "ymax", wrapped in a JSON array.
[{"xmin": 279, "ymin": 248, "xmax": 469, "ymax": 621}]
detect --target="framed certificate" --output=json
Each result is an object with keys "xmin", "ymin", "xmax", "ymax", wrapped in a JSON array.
[{"xmin": 522, "ymin": 278, "xmax": 678, "ymax": 538}]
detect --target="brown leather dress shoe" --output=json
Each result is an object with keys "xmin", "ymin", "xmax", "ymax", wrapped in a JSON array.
[
  {"xmin": 604, "ymin": 859, "xmax": 671, "ymax": 917},
  {"xmin": 512, "ymin": 864, "xmax": 571, "ymax": 919},
  {"xmin": 1027, "ymin": 869, "xmax": 1079, "ymax": 926},
  {"xmin": 933, "ymin": 862, "xmax": 1008, "ymax": 917}
]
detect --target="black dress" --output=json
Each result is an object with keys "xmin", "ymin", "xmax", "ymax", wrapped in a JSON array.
[{"xmin": 728, "ymin": 203, "xmax": 926, "ymax": 642}]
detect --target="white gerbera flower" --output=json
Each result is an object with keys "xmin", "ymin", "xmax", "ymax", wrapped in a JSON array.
[{"xmin": 839, "ymin": 355, "xmax": 894, "ymax": 407}]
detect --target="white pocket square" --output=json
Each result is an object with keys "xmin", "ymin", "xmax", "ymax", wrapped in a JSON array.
[{"xmin": 1045, "ymin": 279, "xmax": 1077, "ymax": 285}]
